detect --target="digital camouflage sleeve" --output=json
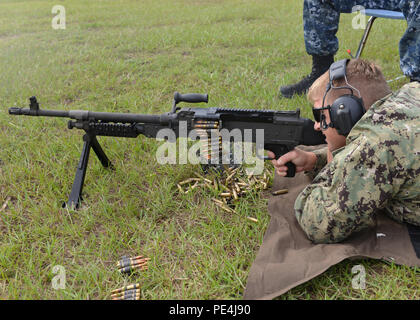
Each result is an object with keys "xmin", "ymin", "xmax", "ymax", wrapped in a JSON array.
[{"xmin": 295, "ymin": 82, "xmax": 420, "ymax": 243}]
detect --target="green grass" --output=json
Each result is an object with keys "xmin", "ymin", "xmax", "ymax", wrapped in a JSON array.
[{"xmin": 0, "ymin": 0, "xmax": 418, "ymax": 300}]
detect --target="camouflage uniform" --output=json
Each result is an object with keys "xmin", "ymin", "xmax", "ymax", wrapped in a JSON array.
[
  {"xmin": 295, "ymin": 82, "xmax": 420, "ymax": 243},
  {"xmin": 304, "ymin": 0, "xmax": 420, "ymax": 81}
]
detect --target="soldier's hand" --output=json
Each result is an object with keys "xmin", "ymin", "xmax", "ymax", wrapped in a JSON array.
[{"xmin": 268, "ymin": 148, "xmax": 317, "ymax": 177}]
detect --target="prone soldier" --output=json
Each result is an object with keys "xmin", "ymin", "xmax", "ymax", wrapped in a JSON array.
[{"xmin": 270, "ymin": 58, "xmax": 420, "ymax": 243}]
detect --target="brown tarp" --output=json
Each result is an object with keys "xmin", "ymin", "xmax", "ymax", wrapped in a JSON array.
[{"xmin": 244, "ymin": 166, "xmax": 420, "ymax": 300}]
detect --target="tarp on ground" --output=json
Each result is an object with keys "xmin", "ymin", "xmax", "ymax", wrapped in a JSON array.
[{"xmin": 244, "ymin": 157, "xmax": 420, "ymax": 300}]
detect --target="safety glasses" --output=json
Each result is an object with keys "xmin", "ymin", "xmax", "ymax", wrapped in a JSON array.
[
  {"xmin": 312, "ymin": 106, "xmax": 330, "ymax": 123},
  {"xmin": 312, "ymin": 106, "xmax": 332, "ymax": 130}
]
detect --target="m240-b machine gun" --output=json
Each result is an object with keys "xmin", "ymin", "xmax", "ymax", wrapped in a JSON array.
[{"xmin": 9, "ymin": 92, "xmax": 325, "ymax": 209}]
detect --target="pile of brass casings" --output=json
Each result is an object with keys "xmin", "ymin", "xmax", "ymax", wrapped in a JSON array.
[{"xmin": 177, "ymin": 165, "xmax": 273, "ymax": 215}]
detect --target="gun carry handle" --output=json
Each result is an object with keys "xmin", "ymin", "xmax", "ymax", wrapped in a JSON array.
[
  {"xmin": 264, "ymin": 144, "xmax": 296, "ymax": 178},
  {"xmin": 174, "ymin": 92, "xmax": 208, "ymax": 104}
]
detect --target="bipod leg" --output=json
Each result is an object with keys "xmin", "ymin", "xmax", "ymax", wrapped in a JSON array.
[
  {"xmin": 90, "ymin": 135, "xmax": 113, "ymax": 169},
  {"xmin": 64, "ymin": 134, "xmax": 93, "ymax": 210}
]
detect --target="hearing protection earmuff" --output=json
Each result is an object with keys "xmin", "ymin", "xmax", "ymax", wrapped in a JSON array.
[{"xmin": 313, "ymin": 59, "xmax": 366, "ymax": 136}]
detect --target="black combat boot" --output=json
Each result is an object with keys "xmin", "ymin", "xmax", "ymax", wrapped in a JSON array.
[{"xmin": 279, "ymin": 54, "xmax": 334, "ymax": 98}]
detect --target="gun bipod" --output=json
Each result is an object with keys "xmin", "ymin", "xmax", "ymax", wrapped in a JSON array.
[{"xmin": 63, "ymin": 133, "xmax": 113, "ymax": 210}]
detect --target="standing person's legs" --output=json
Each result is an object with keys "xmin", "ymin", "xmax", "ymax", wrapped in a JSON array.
[
  {"xmin": 280, "ymin": 0, "xmax": 402, "ymax": 98},
  {"xmin": 398, "ymin": 0, "xmax": 420, "ymax": 82}
]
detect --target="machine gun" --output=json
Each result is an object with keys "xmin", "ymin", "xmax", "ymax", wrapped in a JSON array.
[{"xmin": 9, "ymin": 92, "xmax": 325, "ymax": 209}]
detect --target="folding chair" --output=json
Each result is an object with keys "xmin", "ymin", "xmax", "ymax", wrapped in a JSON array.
[{"xmin": 354, "ymin": 9, "xmax": 405, "ymax": 59}]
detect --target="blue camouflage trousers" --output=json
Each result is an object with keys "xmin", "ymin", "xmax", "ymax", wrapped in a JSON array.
[{"xmin": 304, "ymin": 0, "xmax": 420, "ymax": 80}]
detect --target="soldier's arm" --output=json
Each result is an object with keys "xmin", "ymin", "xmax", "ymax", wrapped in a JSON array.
[
  {"xmin": 294, "ymin": 135, "xmax": 399, "ymax": 243},
  {"xmin": 304, "ymin": 146, "xmax": 328, "ymax": 180},
  {"xmin": 269, "ymin": 146, "xmax": 328, "ymax": 178}
]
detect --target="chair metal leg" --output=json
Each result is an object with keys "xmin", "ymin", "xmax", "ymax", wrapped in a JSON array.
[{"xmin": 355, "ymin": 16, "xmax": 377, "ymax": 59}]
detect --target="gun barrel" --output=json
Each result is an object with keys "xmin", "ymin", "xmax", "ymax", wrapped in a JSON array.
[
  {"xmin": 9, "ymin": 107, "xmax": 69, "ymax": 117},
  {"xmin": 9, "ymin": 107, "xmax": 165, "ymax": 124}
]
